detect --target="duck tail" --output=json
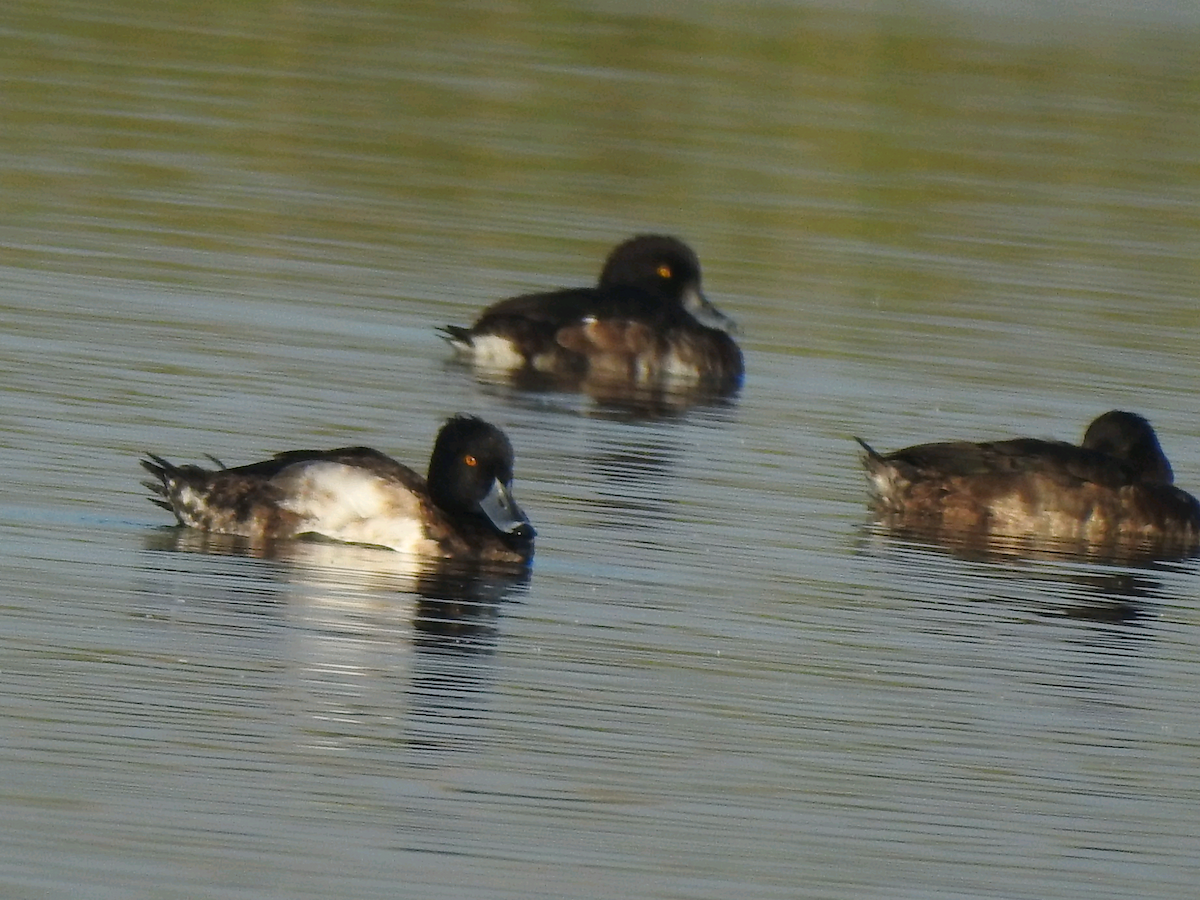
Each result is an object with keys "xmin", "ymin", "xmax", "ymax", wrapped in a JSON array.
[
  {"xmin": 854, "ymin": 437, "xmax": 884, "ymax": 465},
  {"xmin": 437, "ymin": 325, "xmax": 474, "ymax": 351},
  {"xmin": 853, "ymin": 437, "xmax": 898, "ymax": 506},
  {"xmin": 140, "ymin": 453, "xmax": 180, "ymax": 513},
  {"xmin": 141, "ymin": 453, "xmax": 218, "ymax": 521}
]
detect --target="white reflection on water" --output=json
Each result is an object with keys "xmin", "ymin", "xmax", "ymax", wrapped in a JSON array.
[{"xmin": 137, "ymin": 530, "xmax": 530, "ymax": 760}]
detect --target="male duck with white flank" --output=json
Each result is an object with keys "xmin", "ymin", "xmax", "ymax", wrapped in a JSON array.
[{"xmin": 142, "ymin": 415, "xmax": 534, "ymax": 563}]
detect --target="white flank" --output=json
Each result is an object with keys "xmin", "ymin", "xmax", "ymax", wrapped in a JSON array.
[{"xmin": 278, "ymin": 462, "xmax": 437, "ymax": 555}]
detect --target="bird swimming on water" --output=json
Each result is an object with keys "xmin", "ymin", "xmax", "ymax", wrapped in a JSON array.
[
  {"xmin": 856, "ymin": 410, "xmax": 1200, "ymax": 552},
  {"xmin": 141, "ymin": 415, "xmax": 535, "ymax": 564},
  {"xmin": 441, "ymin": 234, "xmax": 743, "ymax": 392}
]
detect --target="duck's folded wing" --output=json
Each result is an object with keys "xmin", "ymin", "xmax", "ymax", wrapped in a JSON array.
[
  {"xmin": 287, "ymin": 447, "xmax": 427, "ymax": 490},
  {"xmin": 476, "ymin": 284, "xmax": 685, "ymax": 329},
  {"xmin": 885, "ymin": 439, "xmax": 1141, "ymax": 488},
  {"xmin": 471, "ymin": 287, "xmax": 603, "ymax": 328},
  {"xmin": 231, "ymin": 448, "xmax": 429, "ymax": 506}
]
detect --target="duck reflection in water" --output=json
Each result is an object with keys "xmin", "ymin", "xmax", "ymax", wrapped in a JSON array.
[
  {"xmin": 441, "ymin": 235, "xmax": 744, "ymax": 410},
  {"xmin": 143, "ymin": 529, "xmax": 528, "ymax": 755},
  {"xmin": 856, "ymin": 410, "xmax": 1200, "ymax": 561},
  {"xmin": 142, "ymin": 527, "xmax": 530, "ymax": 654}
]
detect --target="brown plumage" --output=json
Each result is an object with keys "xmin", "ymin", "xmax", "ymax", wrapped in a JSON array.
[
  {"xmin": 440, "ymin": 235, "xmax": 743, "ymax": 392},
  {"xmin": 856, "ymin": 411, "xmax": 1200, "ymax": 554}
]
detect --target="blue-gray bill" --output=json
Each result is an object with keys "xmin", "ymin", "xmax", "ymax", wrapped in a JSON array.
[
  {"xmin": 479, "ymin": 477, "xmax": 535, "ymax": 540},
  {"xmin": 682, "ymin": 286, "xmax": 738, "ymax": 334}
]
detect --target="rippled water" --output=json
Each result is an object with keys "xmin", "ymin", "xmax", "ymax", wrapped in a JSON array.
[{"xmin": 3, "ymin": 2, "xmax": 1200, "ymax": 898}]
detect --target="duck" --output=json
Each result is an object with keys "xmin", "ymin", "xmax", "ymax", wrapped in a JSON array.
[
  {"xmin": 141, "ymin": 415, "xmax": 535, "ymax": 563},
  {"xmin": 440, "ymin": 235, "xmax": 743, "ymax": 391},
  {"xmin": 855, "ymin": 410, "xmax": 1200, "ymax": 549}
]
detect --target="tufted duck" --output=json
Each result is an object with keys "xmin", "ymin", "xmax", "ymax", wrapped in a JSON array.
[
  {"xmin": 441, "ymin": 235, "xmax": 743, "ymax": 391},
  {"xmin": 142, "ymin": 415, "xmax": 534, "ymax": 563},
  {"xmin": 856, "ymin": 410, "xmax": 1199, "ymax": 551}
]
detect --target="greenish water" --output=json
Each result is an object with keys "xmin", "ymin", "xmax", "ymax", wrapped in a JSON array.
[{"xmin": 2, "ymin": 2, "xmax": 1200, "ymax": 899}]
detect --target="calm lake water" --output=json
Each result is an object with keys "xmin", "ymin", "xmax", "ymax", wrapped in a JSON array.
[{"xmin": 3, "ymin": 1, "xmax": 1200, "ymax": 898}]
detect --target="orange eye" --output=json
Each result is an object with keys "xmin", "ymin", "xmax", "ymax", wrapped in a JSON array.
[
  {"xmin": 656, "ymin": 264, "xmax": 672, "ymax": 279},
  {"xmin": 464, "ymin": 454, "xmax": 477, "ymax": 467}
]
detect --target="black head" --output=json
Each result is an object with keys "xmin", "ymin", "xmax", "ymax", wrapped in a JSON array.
[
  {"xmin": 1081, "ymin": 410, "xmax": 1174, "ymax": 484},
  {"xmin": 428, "ymin": 415, "xmax": 535, "ymax": 544},
  {"xmin": 597, "ymin": 235, "xmax": 737, "ymax": 334}
]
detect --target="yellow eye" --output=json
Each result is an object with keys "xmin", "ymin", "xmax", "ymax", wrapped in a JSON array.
[
  {"xmin": 464, "ymin": 454, "xmax": 477, "ymax": 467},
  {"xmin": 656, "ymin": 264, "xmax": 672, "ymax": 279}
]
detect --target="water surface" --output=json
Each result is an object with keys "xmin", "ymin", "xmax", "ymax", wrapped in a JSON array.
[{"xmin": 3, "ymin": 2, "xmax": 1200, "ymax": 898}]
